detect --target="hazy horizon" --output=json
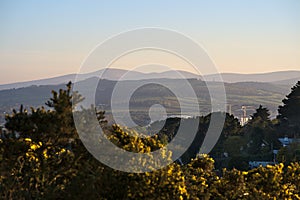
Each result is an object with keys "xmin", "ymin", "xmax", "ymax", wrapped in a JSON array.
[
  {"xmin": 1, "ymin": 0, "xmax": 300, "ymax": 84},
  {"xmin": 0, "ymin": 67, "xmax": 300, "ymax": 86}
]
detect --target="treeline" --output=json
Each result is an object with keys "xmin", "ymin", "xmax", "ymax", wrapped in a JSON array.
[
  {"xmin": 0, "ymin": 81, "xmax": 300, "ymax": 199},
  {"xmin": 147, "ymin": 81, "xmax": 300, "ymax": 170}
]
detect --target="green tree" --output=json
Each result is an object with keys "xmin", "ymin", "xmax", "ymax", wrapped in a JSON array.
[
  {"xmin": 278, "ymin": 81, "xmax": 300, "ymax": 137},
  {"xmin": 2, "ymin": 82, "xmax": 300, "ymax": 199},
  {"xmin": 183, "ymin": 154, "xmax": 219, "ymax": 200},
  {"xmin": 277, "ymin": 143, "xmax": 300, "ymax": 165},
  {"xmin": 1, "ymin": 82, "xmax": 89, "ymax": 199},
  {"xmin": 243, "ymin": 105, "xmax": 278, "ymax": 155}
]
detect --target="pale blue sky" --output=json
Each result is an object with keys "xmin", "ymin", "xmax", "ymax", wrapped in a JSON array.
[{"xmin": 0, "ymin": 0, "xmax": 299, "ymax": 84}]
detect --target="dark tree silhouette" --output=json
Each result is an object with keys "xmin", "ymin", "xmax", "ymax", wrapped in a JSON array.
[
  {"xmin": 243, "ymin": 105, "xmax": 278, "ymax": 154},
  {"xmin": 278, "ymin": 81, "xmax": 300, "ymax": 137}
]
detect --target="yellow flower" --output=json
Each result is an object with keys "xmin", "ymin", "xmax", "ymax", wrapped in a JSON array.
[
  {"xmin": 24, "ymin": 138, "xmax": 32, "ymax": 142},
  {"xmin": 43, "ymin": 149, "xmax": 48, "ymax": 159},
  {"xmin": 30, "ymin": 144, "xmax": 39, "ymax": 150},
  {"xmin": 178, "ymin": 185, "xmax": 187, "ymax": 195},
  {"xmin": 167, "ymin": 168, "xmax": 173, "ymax": 175},
  {"xmin": 191, "ymin": 175, "xmax": 197, "ymax": 181}
]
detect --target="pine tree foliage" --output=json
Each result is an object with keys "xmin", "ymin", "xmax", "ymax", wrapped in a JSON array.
[
  {"xmin": 1, "ymin": 82, "xmax": 300, "ymax": 199},
  {"xmin": 278, "ymin": 81, "xmax": 300, "ymax": 136}
]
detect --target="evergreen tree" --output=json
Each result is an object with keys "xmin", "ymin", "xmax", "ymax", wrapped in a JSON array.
[
  {"xmin": 277, "ymin": 81, "xmax": 300, "ymax": 137},
  {"xmin": 1, "ymin": 83, "xmax": 300, "ymax": 199},
  {"xmin": 243, "ymin": 105, "xmax": 278, "ymax": 155}
]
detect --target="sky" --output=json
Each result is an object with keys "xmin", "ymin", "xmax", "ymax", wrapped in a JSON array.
[{"xmin": 0, "ymin": 0, "xmax": 300, "ymax": 84}]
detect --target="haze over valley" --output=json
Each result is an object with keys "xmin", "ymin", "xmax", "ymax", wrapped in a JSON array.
[{"xmin": 0, "ymin": 68, "xmax": 298, "ymax": 125}]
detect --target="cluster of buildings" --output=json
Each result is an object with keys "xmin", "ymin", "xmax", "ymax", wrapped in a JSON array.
[
  {"xmin": 228, "ymin": 105, "xmax": 300, "ymax": 169},
  {"xmin": 249, "ymin": 136, "xmax": 300, "ymax": 169}
]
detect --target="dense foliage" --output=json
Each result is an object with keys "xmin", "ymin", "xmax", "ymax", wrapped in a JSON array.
[
  {"xmin": 278, "ymin": 81, "xmax": 300, "ymax": 137},
  {"xmin": 1, "ymin": 81, "xmax": 300, "ymax": 199}
]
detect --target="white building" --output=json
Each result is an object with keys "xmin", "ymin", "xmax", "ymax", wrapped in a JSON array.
[
  {"xmin": 240, "ymin": 116, "xmax": 250, "ymax": 126},
  {"xmin": 278, "ymin": 136, "xmax": 300, "ymax": 147}
]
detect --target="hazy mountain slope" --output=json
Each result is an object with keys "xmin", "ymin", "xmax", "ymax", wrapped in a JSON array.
[
  {"xmin": 0, "ymin": 69, "xmax": 200, "ymax": 91},
  {"xmin": 144, "ymin": 70, "xmax": 201, "ymax": 79},
  {"xmin": 0, "ymin": 84, "xmax": 65, "ymax": 107},
  {"xmin": 0, "ymin": 74, "xmax": 77, "ymax": 91},
  {"xmin": 1, "ymin": 69, "xmax": 299, "ymax": 91},
  {"xmin": 0, "ymin": 79, "xmax": 291, "ymax": 118},
  {"xmin": 204, "ymin": 71, "xmax": 300, "ymax": 83},
  {"xmin": 271, "ymin": 77, "xmax": 300, "ymax": 86}
]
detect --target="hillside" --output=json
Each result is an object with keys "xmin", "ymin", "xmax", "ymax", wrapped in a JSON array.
[
  {"xmin": 204, "ymin": 71, "xmax": 300, "ymax": 83},
  {"xmin": 1, "ymin": 68, "xmax": 299, "ymax": 91},
  {"xmin": 0, "ymin": 68, "xmax": 200, "ymax": 91},
  {"xmin": 0, "ymin": 78, "xmax": 294, "ymax": 124}
]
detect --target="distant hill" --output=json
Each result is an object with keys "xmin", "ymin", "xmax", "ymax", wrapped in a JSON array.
[
  {"xmin": 271, "ymin": 77, "xmax": 300, "ymax": 86},
  {"xmin": 0, "ymin": 74, "xmax": 77, "ymax": 91},
  {"xmin": 0, "ymin": 78, "xmax": 293, "ymax": 124},
  {"xmin": 0, "ymin": 69, "xmax": 298, "ymax": 124},
  {"xmin": 0, "ymin": 68, "xmax": 201, "ymax": 91},
  {"xmin": 203, "ymin": 71, "xmax": 300, "ymax": 83},
  {"xmin": 1, "ymin": 68, "xmax": 299, "ymax": 91}
]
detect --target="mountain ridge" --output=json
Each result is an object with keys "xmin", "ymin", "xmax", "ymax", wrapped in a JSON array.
[
  {"xmin": 0, "ymin": 76, "xmax": 297, "ymax": 124},
  {"xmin": 0, "ymin": 68, "xmax": 299, "ymax": 91}
]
